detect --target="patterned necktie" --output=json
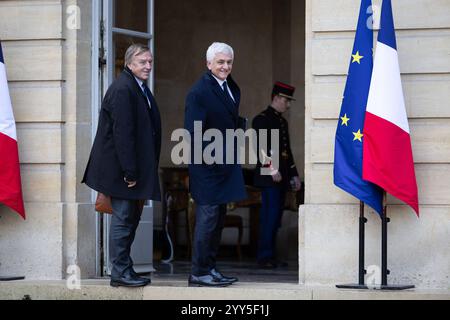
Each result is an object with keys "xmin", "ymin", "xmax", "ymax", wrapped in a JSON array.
[{"xmin": 222, "ymin": 81, "xmax": 235, "ymax": 105}]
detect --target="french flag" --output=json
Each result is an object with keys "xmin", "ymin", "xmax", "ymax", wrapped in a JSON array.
[
  {"xmin": 363, "ymin": 0, "xmax": 419, "ymax": 216},
  {"xmin": 0, "ymin": 41, "xmax": 25, "ymax": 219}
]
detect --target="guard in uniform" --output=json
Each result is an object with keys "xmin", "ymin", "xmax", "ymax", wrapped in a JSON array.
[{"xmin": 252, "ymin": 81, "xmax": 301, "ymax": 268}]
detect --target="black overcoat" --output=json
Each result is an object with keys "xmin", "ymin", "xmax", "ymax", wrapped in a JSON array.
[{"xmin": 82, "ymin": 68, "xmax": 161, "ymax": 200}]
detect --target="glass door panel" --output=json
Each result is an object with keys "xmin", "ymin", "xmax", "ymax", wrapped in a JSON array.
[
  {"xmin": 114, "ymin": 0, "xmax": 148, "ymax": 32},
  {"xmin": 113, "ymin": 34, "xmax": 149, "ymax": 78}
]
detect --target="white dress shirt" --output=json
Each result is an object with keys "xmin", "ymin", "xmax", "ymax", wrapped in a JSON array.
[{"xmin": 211, "ymin": 74, "xmax": 235, "ymax": 102}]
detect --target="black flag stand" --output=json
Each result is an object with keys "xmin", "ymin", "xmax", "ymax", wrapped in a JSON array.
[
  {"xmin": 378, "ymin": 192, "xmax": 414, "ymax": 290},
  {"xmin": 337, "ymin": 195, "xmax": 415, "ymax": 290},
  {"xmin": 0, "ymin": 275, "xmax": 25, "ymax": 281},
  {"xmin": 336, "ymin": 201, "xmax": 369, "ymax": 289},
  {"xmin": 0, "ymin": 215, "xmax": 25, "ymax": 281}
]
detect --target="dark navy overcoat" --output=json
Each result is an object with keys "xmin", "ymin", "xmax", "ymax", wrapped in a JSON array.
[{"xmin": 184, "ymin": 71, "xmax": 247, "ymax": 205}]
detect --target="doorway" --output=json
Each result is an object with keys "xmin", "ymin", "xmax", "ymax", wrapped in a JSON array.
[
  {"xmin": 92, "ymin": 0, "xmax": 305, "ymax": 281},
  {"xmin": 93, "ymin": 0, "xmax": 156, "ymax": 276},
  {"xmin": 152, "ymin": 0, "xmax": 305, "ymax": 281}
]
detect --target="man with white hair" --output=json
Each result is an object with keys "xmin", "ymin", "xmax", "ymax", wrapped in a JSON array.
[{"xmin": 184, "ymin": 42, "xmax": 247, "ymax": 287}]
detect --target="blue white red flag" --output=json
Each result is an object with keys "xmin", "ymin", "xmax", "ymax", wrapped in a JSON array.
[
  {"xmin": 363, "ymin": 0, "xmax": 419, "ymax": 216},
  {"xmin": 334, "ymin": 0, "xmax": 383, "ymax": 215},
  {"xmin": 0, "ymin": 41, "xmax": 26, "ymax": 219}
]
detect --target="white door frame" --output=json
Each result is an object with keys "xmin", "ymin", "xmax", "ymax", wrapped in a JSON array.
[
  {"xmin": 104, "ymin": 0, "xmax": 154, "ymax": 90},
  {"xmin": 91, "ymin": 0, "xmax": 102, "ymax": 278},
  {"xmin": 91, "ymin": 0, "xmax": 155, "ymax": 277}
]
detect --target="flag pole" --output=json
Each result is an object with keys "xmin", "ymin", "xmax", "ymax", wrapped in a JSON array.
[
  {"xmin": 358, "ymin": 201, "xmax": 367, "ymax": 285},
  {"xmin": 336, "ymin": 201, "xmax": 368, "ymax": 289},
  {"xmin": 379, "ymin": 191, "xmax": 414, "ymax": 290},
  {"xmin": 381, "ymin": 191, "xmax": 389, "ymax": 285}
]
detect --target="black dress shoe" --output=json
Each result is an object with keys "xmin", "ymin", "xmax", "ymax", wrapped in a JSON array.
[
  {"xmin": 188, "ymin": 274, "xmax": 231, "ymax": 287},
  {"xmin": 135, "ymin": 276, "xmax": 151, "ymax": 285},
  {"xmin": 131, "ymin": 270, "xmax": 151, "ymax": 284},
  {"xmin": 110, "ymin": 275, "xmax": 149, "ymax": 287},
  {"xmin": 209, "ymin": 268, "xmax": 238, "ymax": 284}
]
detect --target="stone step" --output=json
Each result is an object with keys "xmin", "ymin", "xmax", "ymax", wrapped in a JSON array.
[{"xmin": 0, "ymin": 280, "xmax": 449, "ymax": 300}]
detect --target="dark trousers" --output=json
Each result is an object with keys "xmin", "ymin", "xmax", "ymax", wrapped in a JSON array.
[
  {"xmin": 109, "ymin": 198, "xmax": 142, "ymax": 279},
  {"xmin": 257, "ymin": 186, "xmax": 287, "ymax": 262},
  {"xmin": 191, "ymin": 204, "xmax": 227, "ymax": 276}
]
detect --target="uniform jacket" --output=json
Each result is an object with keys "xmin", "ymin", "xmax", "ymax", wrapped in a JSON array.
[
  {"xmin": 82, "ymin": 67, "xmax": 161, "ymax": 200},
  {"xmin": 184, "ymin": 71, "xmax": 247, "ymax": 205},
  {"xmin": 252, "ymin": 106, "xmax": 298, "ymax": 188}
]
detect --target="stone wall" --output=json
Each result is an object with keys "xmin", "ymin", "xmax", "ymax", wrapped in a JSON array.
[
  {"xmin": 302, "ymin": 0, "xmax": 450, "ymax": 288},
  {"xmin": 0, "ymin": 0, "xmax": 95, "ymax": 280}
]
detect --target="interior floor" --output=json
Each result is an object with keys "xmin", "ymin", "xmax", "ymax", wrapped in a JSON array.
[{"xmin": 151, "ymin": 259, "xmax": 298, "ymax": 283}]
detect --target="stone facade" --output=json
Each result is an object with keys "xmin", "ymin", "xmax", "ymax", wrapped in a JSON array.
[
  {"xmin": 302, "ymin": 0, "xmax": 450, "ymax": 288},
  {"xmin": 0, "ymin": 0, "xmax": 448, "ymax": 289},
  {"xmin": 0, "ymin": 0, "xmax": 95, "ymax": 280}
]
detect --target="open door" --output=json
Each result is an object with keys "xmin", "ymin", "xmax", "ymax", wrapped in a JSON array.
[{"xmin": 93, "ymin": 0, "xmax": 155, "ymax": 276}]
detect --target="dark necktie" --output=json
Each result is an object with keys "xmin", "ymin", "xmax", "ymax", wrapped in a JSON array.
[
  {"xmin": 222, "ymin": 81, "xmax": 235, "ymax": 105},
  {"xmin": 141, "ymin": 83, "xmax": 153, "ymax": 109},
  {"xmin": 141, "ymin": 83, "xmax": 158, "ymax": 130}
]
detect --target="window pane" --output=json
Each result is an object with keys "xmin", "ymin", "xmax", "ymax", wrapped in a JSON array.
[
  {"xmin": 114, "ymin": 0, "xmax": 148, "ymax": 32},
  {"xmin": 114, "ymin": 34, "xmax": 149, "ymax": 78}
]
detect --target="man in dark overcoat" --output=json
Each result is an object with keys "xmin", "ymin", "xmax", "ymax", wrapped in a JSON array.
[
  {"xmin": 83, "ymin": 44, "xmax": 161, "ymax": 287},
  {"xmin": 184, "ymin": 42, "xmax": 247, "ymax": 287}
]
